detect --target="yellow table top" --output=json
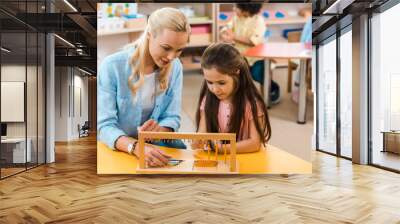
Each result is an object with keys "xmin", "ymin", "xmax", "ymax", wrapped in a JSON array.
[{"xmin": 97, "ymin": 142, "xmax": 312, "ymax": 174}]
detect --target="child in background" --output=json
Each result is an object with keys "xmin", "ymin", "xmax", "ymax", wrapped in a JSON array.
[
  {"xmin": 195, "ymin": 43, "xmax": 271, "ymax": 153},
  {"xmin": 220, "ymin": 3, "xmax": 280, "ymax": 104}
]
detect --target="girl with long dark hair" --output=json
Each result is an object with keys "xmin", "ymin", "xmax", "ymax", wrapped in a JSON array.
[{"xmin": 195, "ymin": 43, "xmax": 271, "ymax": 153}]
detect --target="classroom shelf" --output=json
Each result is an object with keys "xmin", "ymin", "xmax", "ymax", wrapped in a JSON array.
[
  {"xmin": 180, "ymin": 56, "xmax": 202, "ymax": 71},
  {"xmin": 182, "ymin": 62, "xmax": 202, "ymax": 71},
  {"xmin": 215, "ymin": 3, "xmax": 310, "ymax": 42},
  {"xmin": 265, "ymin": 16, "xmax": 308, "ymax": 25},
  {"xmin": 218, "ymin": 21, "xmax": 229, "ymax": 27},
  {"xmin": 188, "ymin": 33, "xmax": 212, "ymax": 48},
  {"xmin": 218, "ymin": 16, "xmax": 308, "ymax": 27},
  {"xmin": 188, "ymin": 42, "xmax": 211, "ymax": 47},
  {"xmin": 98, "ymin": 27, "xmax": 145, "ymax": 36},
  {"xmin": 189, "ymin": 18, "xmax": 213, "ymax": 25}
]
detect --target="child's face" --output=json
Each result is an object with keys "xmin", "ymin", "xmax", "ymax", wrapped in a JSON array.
[
  {"xmin": 148, "ymin": 29, "xmax": 188, "ymax": 68},
  {"xmin": 234, "ymin": 7, "xmax": 250, "ymax": 18},
  {"xmin": 203, "ymin": 67, "xmax": 236, "ymax": 102}
]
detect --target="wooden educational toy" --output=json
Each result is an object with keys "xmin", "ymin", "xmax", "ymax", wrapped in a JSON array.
[{"xmin": 136, "ymin": 131, "xmax": 238, "ymax": 174}]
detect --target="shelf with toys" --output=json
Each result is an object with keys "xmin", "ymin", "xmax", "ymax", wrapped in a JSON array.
[
  {"xmin": 264, "ymin": 16, "xmax": 308, "ymax": 25},
  {"xmin": 97, "ymin": 27, "xmax": 145, "ymax": 37},
  {"xmin": 97, "ymin": 3, "xmax": 148, "ymax": 37},
  {"xmin": 216, "ymin": 3, "xmax": 309, "ymax": 42},
  {"xmin": 137, "ymin": 3, "xmax": 216, "ymax": 45},
  {"xmin": 97, "ymin": 3, "xmax": 312, "ymax": 70},
  {"xmin": 97, "ymin": 3, "xmax": 217, "ymax": 71}
]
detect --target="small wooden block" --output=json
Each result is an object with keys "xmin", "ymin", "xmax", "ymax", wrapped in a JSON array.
[
  {"xmin": 194, "ymin": 160, "xmax": 218, "ymax": 167},
  {"xmin": 136, "ymin": 159, "xmax": 239, "ymax": 174}
]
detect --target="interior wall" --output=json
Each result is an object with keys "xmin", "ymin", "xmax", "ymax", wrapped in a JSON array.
[
  {"xmin": 54, "ymin": 67, "xmax": 89, "ymax": 141},
  {"xmin": 72, "ymin": 71, "xmax": 89, "ymax": 138},
  {"xmin": 54, "ymin": 66, "xmax": 69, "ymax": 141}
]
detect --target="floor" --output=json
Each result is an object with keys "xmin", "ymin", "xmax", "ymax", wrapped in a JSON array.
[
  {"xmin": 372, "ymin": 150, "xmax": 400, "ymax": 171},
  {"xmin": 181, "ymin": 67, "xmax": 314, "ymax": 162},
  {"xmin": 0, "ymin": 163, "xmax": 44, "ymax": 179},
  {"xmin": 0, "ymin": 167, "xmax": 25, "ymax": 178},
  {"xmin": 0, "ymin": 135, "xmax": 399, "ymax": 223},
  {"xmin": 1, "ymin": 68, "xmax": 399, "ymax": 222}
]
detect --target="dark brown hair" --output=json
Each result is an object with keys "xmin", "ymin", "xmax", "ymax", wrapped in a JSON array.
[
  {"xmin": 196, "ymin": 43, "xmax": 271, "ymax": 145},
  {"xmin": 236, "ymin": 3, "xmax": 263, "ymax": 16}
]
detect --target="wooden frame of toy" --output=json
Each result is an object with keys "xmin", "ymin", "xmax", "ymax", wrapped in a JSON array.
[{"xmin": 137, "ymin": 131, "xmax": 238, "ymax": 174}]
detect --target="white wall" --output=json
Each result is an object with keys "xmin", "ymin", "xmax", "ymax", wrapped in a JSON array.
[
  {"xmin": 97, "ymin": 34, "xmax": 131, "ymax": 69},
  {"xmin": 55, "ymin": 67, "xmax": 69, "ymax": 141},
  {"xmin": 1, "ymin": 65, "xmax": 35, "ymax": 138},
  {"xmin": 72, "ymin": 72, "xmax": 89, "ymax": 139},
  {"xmin": 1, "ymin": 64, "xmax": 46, "ymax": 163},
  {"xmin": 54, "ymin": 67, "xmax": 89, "ymax": 141}
]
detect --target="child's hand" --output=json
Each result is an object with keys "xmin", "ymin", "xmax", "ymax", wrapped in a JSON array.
[
  {"xmin": 191, "ymin": 140, "xmax": 204, "ymax": 150},
  {"xmin": 220, "ymin": 29, "xmax": 234, "ymax": 43}
]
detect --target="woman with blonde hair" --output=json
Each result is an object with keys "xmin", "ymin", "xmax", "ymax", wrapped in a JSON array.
[{"xmin": 98, "ymin": 7, "xmax": 191, "ymax": 167}]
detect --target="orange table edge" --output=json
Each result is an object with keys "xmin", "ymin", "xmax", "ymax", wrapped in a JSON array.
[{"xmin": 97, "ymin": 142, "xmax": 312, "ymax": 175}]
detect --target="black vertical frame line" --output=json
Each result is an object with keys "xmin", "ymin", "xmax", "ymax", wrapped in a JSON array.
[
  {"xmin": 316, "ymin": 44, "xmax": 320, "ymax": 151},
  {"xmin": 68, "ymin": 68, "xmax": 71, "ymax": 118},
  {"xmin": 44, "ymin": 0, "xmax": 48, "ymax": 165},
  {"xmin": 44, "ymin": 32, "xmax": 47, "ymax": 165},
  {"xmin": 60, "ymin": 66, "xmax": 62, "ymax": 117},
  {"xmin": 25, "ymin": 0, "xmax": 28, "ymax": 171},
  {"xmin": 367, "ymin": 11, "xmax": 373, "ymax": 165},
  {"xmin": 336, "ymin": 22, "xmax": 341, "ymax": 157},
  {"xmin": 0, "ymin": 23, "xmax": 2, "ymax": 179},
  {"xmin": 44, "ymin": 0, "xmax": 47, "ymax": 165},
  {"xmin": 36, "ymin": 0, "xmax": 39, "ymax": 168},
  {"xmin": 72, "ymin": 68, "xmax": 75, "ymax": 118}
]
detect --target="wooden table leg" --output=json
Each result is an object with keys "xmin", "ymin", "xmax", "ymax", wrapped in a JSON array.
[
  {"xmin": 263, "ymin": 59, "xmax": 271, "ymax": 108},
  {"xmin": 297, "ymin": 58, "xmax": 308, "ymax": 124}
]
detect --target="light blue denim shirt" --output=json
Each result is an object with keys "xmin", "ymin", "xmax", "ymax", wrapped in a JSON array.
[
  {"xmin": 300, "ymin": 17, "xmax": 312, "ymax": 43},
  {"xmin": 97, "ymin": 47, "xmax": 183, "ymax": 149}
]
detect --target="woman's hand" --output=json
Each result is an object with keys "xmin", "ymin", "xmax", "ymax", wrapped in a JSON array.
[
  {"xmin": 139, "ymin": 119, "xmax": 161, "ymax": 132},
  {"xmin": 138, "ymin": 119, "xmax": 172, "ymax": 132},
  {"xmin": 134, "ymin": 145, "xmax": 171, "ymax": 167}
]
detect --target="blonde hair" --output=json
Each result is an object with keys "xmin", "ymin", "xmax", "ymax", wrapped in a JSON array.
[{"xmin": 128, "ymin": 7, "xmax": 190, "ymax": 96}]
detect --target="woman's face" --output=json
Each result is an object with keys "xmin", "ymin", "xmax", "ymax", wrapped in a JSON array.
[
  {"xmin": 148, "ymin": 29, "xmax": 189, "ymax": 68},
  {"xmin": 203, "ymin": 67, "xmax": 236, "ymax": 103}
]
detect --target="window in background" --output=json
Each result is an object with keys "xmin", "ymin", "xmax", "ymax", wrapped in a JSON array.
[
  {"xmin": 339, "ymin": 28, "xmax": 352, "ymax": 158},
  {"xmin": 317, "ymin": 36, "xmax": 337, "ymax": 155},
  {"xmin": 371, "ymin": 3, "xmax": 400, "ymax": 171}
]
